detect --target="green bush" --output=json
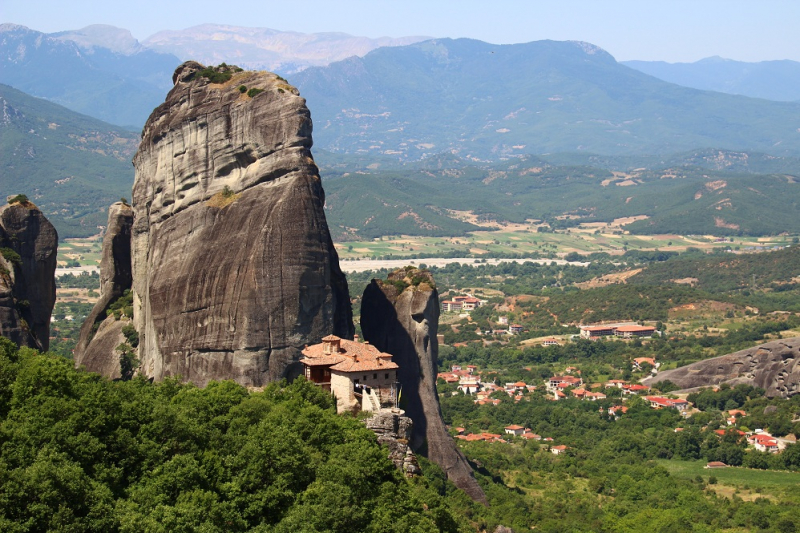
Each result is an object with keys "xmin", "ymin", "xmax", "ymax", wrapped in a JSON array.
[
  {"xmin": 247, "ymin": 88, "xmax": 264, "ymax": 98},
  {"xmin": 106, "ymin": 290, "xmax": 133, "ymax": 320},
  {"xmin": 238, "ymin": 85, "xmax": 247, "ymax": 93},
  {"xmin": 7, "ymin": 194, "xmax": 28, "ymax": 204},
  {"xmin": 0, "ymin": 247, "xmax": 22, "ymax": 266}
]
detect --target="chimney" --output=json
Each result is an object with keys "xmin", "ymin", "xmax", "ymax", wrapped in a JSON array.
[{"xmin": 354, "ymin": 334, "xmax": 360, "ymax": 342}]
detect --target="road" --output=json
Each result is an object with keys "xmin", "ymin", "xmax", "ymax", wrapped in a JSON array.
[{"xmin": 338, "ymin": 257, "xmax": 588, "ymax": 273}]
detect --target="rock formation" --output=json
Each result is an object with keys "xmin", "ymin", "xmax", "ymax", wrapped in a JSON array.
[
  {"xmin": 0, "ymin": 196, "xmax": 57, "ymax": 351},
  {"xmin": 131, "ymin": 62, "xmax": 352, "ymax": 387},
  {"xmin": 74, "ymin": 202, "xmax": 134, "ymax": 378},
  {"xmin": 645, "ymin": 337, "xmax": 800, "ymax": 398},
  {"xmin": 361, "ymin": 267, "xmax": 487, "ymax": 504},
  {"xmin": 364, "ymin": 410, "xmax": 420, "ymax": 476}
]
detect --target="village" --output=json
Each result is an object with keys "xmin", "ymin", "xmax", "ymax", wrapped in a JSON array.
[{"xmin": 435, "ymin": 360, "xmax": 795, "ymax": 465}]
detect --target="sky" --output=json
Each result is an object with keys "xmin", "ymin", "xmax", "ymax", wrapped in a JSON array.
[{"xmin": 2, "ymin": 0, "xmax": 800, "ymax": 63}]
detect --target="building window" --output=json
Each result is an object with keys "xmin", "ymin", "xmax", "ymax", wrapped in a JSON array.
[
  {"xmin": 385, "ymin": 373, "xmax": 389, "ymax": 379},
  {"xmin": 354, "ymin": 379, "xmax": 359, "ymax": 384},
  {"xmin": 373, "ymin": 373, "xmax": 377, "ymax": 379},
  {"xmin": 363, "ymin": 375, "xmax": 367, "ymax": 381}
]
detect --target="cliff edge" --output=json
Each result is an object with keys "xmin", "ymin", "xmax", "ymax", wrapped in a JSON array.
[{"xmin": 131, "ymin": 62, "xmax": 352, "ymax": 387}]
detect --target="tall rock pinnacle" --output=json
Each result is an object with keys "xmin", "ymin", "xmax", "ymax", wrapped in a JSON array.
[
  {"xmin": 361, "ymin": 267, "xmax": 487, "ymax": 504},
  {"xmin": 74, "ymin": 202, "xmax": 134, "ymax": 378},
  {"xmin": 131, "ymin": 61, "xmax": 352, "ymax": 386},
  {"xmin": 0, "ymin": 196, "xmax": 57, "ymax": 351}
]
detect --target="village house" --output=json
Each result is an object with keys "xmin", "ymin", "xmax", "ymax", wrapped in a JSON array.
[
  {"xmin": 542, "ymin": 338, "xmax": 561, "ymax": 346},
  {"xmin": 522, "ymin": 431, "xmax": 541, "ymax": 440},
  {"xmin": 301, "ymin": 335, "xmax": 399, "ymax": 414},
  {"xmin": 504, "ymin": 425, "xmax": 526, "ymax": 436},
  {"xmin": 632, "ymin": 357, "xmax": 658, "ymax": 371},
  {"xmin": 458, "ymin": 378, "xmax": 481, "ymax": 395},
  {"xmin": 645, "ymin": 396, "xmax": 690, "ymax": 411},
  {"xmin": 551, "ymin": 445, "xmax": 569, "ymax": 455},
  {"xmin": 440, "ymin": 300, "xmax": 463, "ymax": 312},
  {"xmin": 508, "ymin": 324, "xmax": 524, "ymax": 335},
  {"xmin": 580, "ymin": 323, "xmax": 656, "ymax": 340},
  {"xmin": 605, "ymin": 379, "xmax": 628, "ymax": 389},
  {"xmin": 608, "ymin": 405, "xmax": 628, "ymax": 419},
  {"xmin": 442, "ymin": 295, "xmax": 485, "ymax": 313},
  {"xmin": 622, "ymin": 384, "xmax": 650, "ymax": 395},
  {"xmin": 749, "ymin": 433, "xmax": 781, "ymax": 453},
  {"xmin": 615, "ymin": 325, "xmax": 657, "ymax": 338},
  {"xmin": 579, "ymin": 325, "xmax": 617, "ymax": 339},
  {"xmin": 547, "ymin": 375, "xmax": 583, "ymax": 391}
]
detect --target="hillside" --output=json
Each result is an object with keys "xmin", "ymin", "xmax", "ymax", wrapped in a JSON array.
[
  {"xmin": 0, "ymin": 24, "xmax": 179, "ymax": 128},
  {"xmin": 623, "ymin": 57, "xmax": 800, "ymax": 102},
  {"xmin": 0, "ymin": 342, "xmax": 460, "ymax": 531},
  {"xmin": 321, "ymin": 153, "xmax": 800, "ymax": 239},
  {"xmin": 294, "ymin": 38, "xmax": 800, "ymax": 160},
  {"xmin": 0, "ymin": 83, "xmax": 137, "ymax": 237}
]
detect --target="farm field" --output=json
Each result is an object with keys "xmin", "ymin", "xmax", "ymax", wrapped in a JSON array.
[
  {"xmin": 658, "ymin": 459, "xmax": 800, "ymax": 495},
  {"xmin": 333, "ymin": 218, "xmax": 795, "ymax": 260}
]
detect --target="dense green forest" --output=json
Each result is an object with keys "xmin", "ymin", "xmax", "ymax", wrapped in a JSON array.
[{"xmin": 0, "ymin": 339, "xmax": 465, "ymax": 532}]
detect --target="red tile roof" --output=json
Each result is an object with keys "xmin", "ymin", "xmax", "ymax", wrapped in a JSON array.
[{"xmin": 301, "ymin": 335, "xmax": 399, "ymax": 373}]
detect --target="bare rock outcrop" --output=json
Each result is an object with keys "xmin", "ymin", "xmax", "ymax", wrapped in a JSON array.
[
  {"xmin": 361, "ymin": 267, "xmax": 487, "ymax": 504},
  {"xmin": 364, "ymin": 410, "xmax": 420, "ymax": 476},
  {"xmin": 645, "ymin": 337, "xmax": 800, "ymax": 398},
  {"xmin": 131, "ymin": 62, "xmax": 352, "ymax": 387},
  {"xmin": 0, "ymin": 197, "xmax": 57, "ymax": 350},
  {"xmin": 74, "ymin": 202, "xmax": 133, "ymax": 374}
]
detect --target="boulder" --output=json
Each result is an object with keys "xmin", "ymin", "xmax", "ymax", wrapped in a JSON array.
[
  {"xmin": 0, "ymin": 197, "xmax": 57, "ymax": 350},
  {"xmin": 131, "ymin": 62, "xmax": 352, "ymax": 387},
  {"xmin": 361, "ymin": 267, "xmax": 487, "ymax": 504},
  {"xmin": 645, "ymin": 337, "xmax": 800, "ymax": 398}
]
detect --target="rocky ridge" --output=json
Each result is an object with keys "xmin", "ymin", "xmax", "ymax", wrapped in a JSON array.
[
  {"xmin": 361, "ymin": 267, "xmax": 487, "ymax": 504},
  {"xmin": 0, "ymin": 196, "xmax": 57, "ymax": 350},
  {"xmin": 131, "ymin": 61, "xmax": 352, "ymax": 387},
  {"xmin": 645, "ymin": 337, "xmax": 800, "ymax": 397}
]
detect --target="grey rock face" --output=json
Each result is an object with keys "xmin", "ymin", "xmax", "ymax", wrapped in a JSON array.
[
  {"xmin": 364, "ymin": 410, "xmax": 417, "ymax": 474},
  {"xmin": 74, "ymin": 202, "xmax": 133, "ymax": 374},
  {"xmin": 361, "ymin": 268, "xmax": 487, "ymax": 504},
  {"xmin": 0, "ymin": 199, "xmax": 57, "ymax": 350},
  {"xmin": 645, "ymin": 337, "xmax": 800, "ymax": 398},
  {"xmin": 75, "ymin": 316, "xmax": 128, "ymax": 380},
  {"xmin": 132, "ymin": 62, "xmax": 352, "ymax": 387}
]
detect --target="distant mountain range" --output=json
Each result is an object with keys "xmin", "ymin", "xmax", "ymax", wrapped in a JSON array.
[
  {"xmin": 0, "ymin": 24, "xmax": 180, "ymax": 128},
  {"xmin": 142, "ymin": 24, "xmax": 429, "ymax": 74},
  {"xmin": 0, "ymin": 83, "xmax": 136, "ymax": 237},
  {"xmin": 623, "ymin": 57, "xmax": 800, "ymax": 102},
  {"xmin": 293, "ymin": 38, "xmax": 800, "ymax": 159}
]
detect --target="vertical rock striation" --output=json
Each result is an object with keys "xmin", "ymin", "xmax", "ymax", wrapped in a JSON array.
[
  {"xmin": 131, "ymin": 62, "xmax": 352, "ymax": 387},
  {"xmin": 361, "ymin": 267, "xmax": 487, "ymax": 504},
  {"xmin": 74, "ymin": 202, "xmax": 134, "ymax": 378},
  {"xmin": 0, "ymin": 197, "xmax": 57, "ymax": 350}
]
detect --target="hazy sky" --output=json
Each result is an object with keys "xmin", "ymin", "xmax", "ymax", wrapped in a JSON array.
[{"xmin": 3, "ymin": 0, "xmax": 799, "ymax": 63}]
